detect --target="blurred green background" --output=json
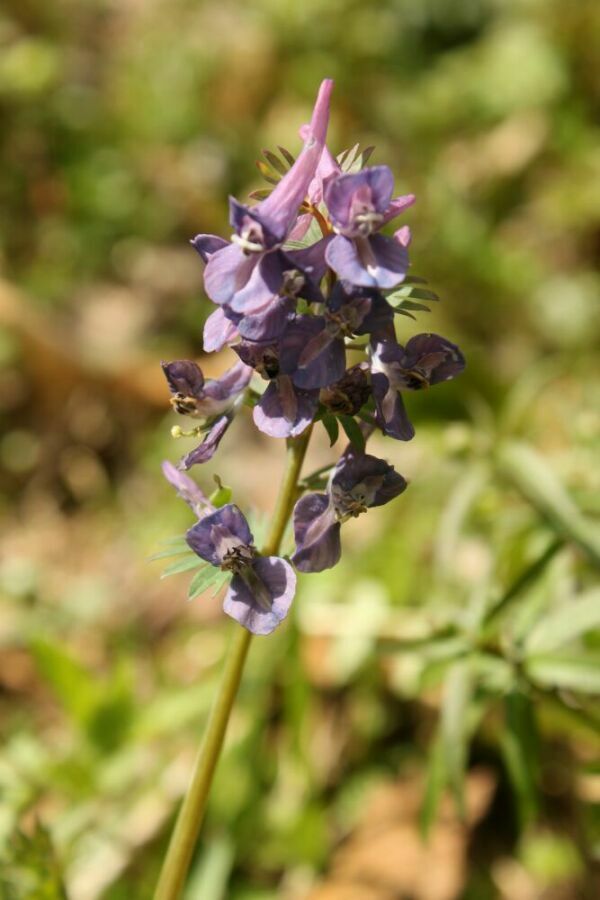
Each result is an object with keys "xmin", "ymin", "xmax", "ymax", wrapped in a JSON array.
[{"xmin": 1, "ymin": 0, "xmax": 599, "ymax": 897}]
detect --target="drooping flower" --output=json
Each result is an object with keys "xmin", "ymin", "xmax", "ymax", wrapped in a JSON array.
[
  {"xmin": 192, "ymin": 80, "xmax": 333, "ymax": 313},
  {"xmin": 162, "ymin": 358, "xmax": 253, "ymax": 467},
  {"xmin": 370, "ymin": 333, "xmax": 466, "ymax": 441},
  {"xmin": 319, "ymin": 362, "xmax": 371, "ymax": 416},
  {"xmin": 292, "ymin": 451, "xmax": 407, "ymax": 572},
  {"xmin": 186, "ymin": 504, "xmax": 296, "ymax": 635},
  {"xmin": 161, "ymin": 461, "xmax": 213, "ymax": 518},
  {"xmin": 324, "ymin": 166, "xmax": 415, "ymax": 289}
]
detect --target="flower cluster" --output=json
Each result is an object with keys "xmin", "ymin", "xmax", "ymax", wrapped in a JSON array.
[{"xmin": 161, "ymin": 79, "xmax": 465, "ymax": 635}]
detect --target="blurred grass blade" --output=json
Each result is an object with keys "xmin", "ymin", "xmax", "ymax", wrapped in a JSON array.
[
  {"xmin": 525, "ymin": 653, "xmax": 600, "ymax": 694},
  {"xmin": 497, "ymin": 442, "xmax": 600, "ymax": 567},
  {"xmin": 1, "ymin": 822, "xmax": 68, "ymax": 900},
  {"xmin": 184, "ymin": 835, "xmax": 234, "ymax": 900},
  {"xmin": 500, "ymin": 691, "xmax": 539, "ymax": 829},
  {"xmin": 420, "ymin": 736, "xmax": 446, "ymax": 839},
  {"xmin": 484, "ymin": 537, "xmax": 563, "ymax": 626},
  {"xmin": 30, "ymin": 638, "xmax": 99, "ymax": 726},
  {"xmin": 525, "ymin": 587, "xmax": 600, "ymax": 653},
  {"xmin": 440, "ymin": 660, "xmax": 472, "ymax": 819}
]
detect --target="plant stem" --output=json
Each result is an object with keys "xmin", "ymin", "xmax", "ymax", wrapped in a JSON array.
[{"xmin": 154, "ymin": 428, "xmax": 312, "ymax": 900}]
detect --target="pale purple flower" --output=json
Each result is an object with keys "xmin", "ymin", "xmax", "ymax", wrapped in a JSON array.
[
  {"xmin": 161, "ymin": 461, "xmax": 213, "ymax": 518},
  {"xmin": 324, "ymin": 166, "xmax": 415, "ymax": 289},
  {"xmin": 292, "ymin": 451, "xmax": 407, "ymax": 572},
  {"xmin": 371, "ymin": 333, "xmax": 465, "ymax": 440},
  {"xmin": 186, "ymin": 503, "xmax": 296, "ymax": 635}
]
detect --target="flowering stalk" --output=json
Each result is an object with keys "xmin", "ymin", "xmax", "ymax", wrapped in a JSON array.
[
  {"xmin": 154, "ymin": 431, "xmax": 311, "ymax": 900},
  {"xmin": 154, "ymin": 77, "xmax": 466, "ymax": 897}
]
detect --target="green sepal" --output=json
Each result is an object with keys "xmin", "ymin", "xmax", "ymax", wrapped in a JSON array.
[
  {"xmin": 337, "ymin": 415, "xmax": 366, "ymax": 452},
  {"xmin": 321, "ymin": 414, "xmax": 339, "ymax": 447}
]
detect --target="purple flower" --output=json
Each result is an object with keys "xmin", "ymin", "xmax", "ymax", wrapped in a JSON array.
[
  {"xmin": 371, "ymin": 333, "xmax": 466, "ymax": 441},
  {"xmin": 292, "ymin": 451, "xmax": 407, "ymax": 572},
  {"xmin": 235, "ymin": 339, "xmax": 319, "ymax": 438},
  {"xmin": 320, "ymin": 362, "xmax": 371, "ymax": 415},
  {"xmin": 162, "ymin": 461, "xmax": 213, "ymax": 518},
  {"xmin": 192, "ymin": 80, "xmax": 333, "ymax": 312},
  {"xmin": 323, "ymin": 166, "xmax": 415, "ymax": 289},
  {"xmin": 162, "ymin": 358, "xmax": 252, "ymax": 467},
  {"xmin": 186, "ymin": 504, "xmax": 296, "ymax": 635}
]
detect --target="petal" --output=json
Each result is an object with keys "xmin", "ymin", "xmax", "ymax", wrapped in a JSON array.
[
  {"xmin": 191, "ymin": 234, "xmax": 229, "ymax": 263},
  {"xmin": 254, "ymin": 79, "xmax": 333, "ymax": 241},
  {"xmin": 180, "ymin": 416, "xmax": 231, "ymax": 469},
  {"xmin": 285, "ymin": 235, "xmax": 332, "ymax": 287},
  {"xmin": 292, "ymin": 493, "xmax": 341, "ymax": 573},
  {"xmin": 161, "ymin": 360, "xmax": 205, "ymax": 398},
  {"xmin": 228, "ymin": 250, "xmax": 285, "ymax": 315},
  {"xmin": 332, "ymin": 452, "xmax": 407, "ymax": 508},
  {"xmin": 223, "ymin": 556, "xmax": 296, "ymax": 635},
  {"xmin": 326, "ymin": 233, "xmax": 409, "ymax": 289},
  {"xmin": 402, "ymin": 333, "xmax": 466, "ymax": 385},
  {"xmin": 203, "ymin": 242, "xmax": 258, "ymax": 305},
  {"xmin": 253, "ymin": 379, "xmax": 318, "ymax": 438},
  {"xmin": 202, "ymin": 360, "xmax": 253, "ymax": 407},
  {"xmin": 280, "ymin": 315, "xmax": 346, "ymax": 390},
  {"xmin": 203, "ymin": 307, "xmax": 240, "ymax": 353},
  {"xmin": 237, "ymin": 296, "xmax": 294, "ymax": 342},
  {"xmin": 286, "ymin": 213, "xmax": 313, "ymax": 242},
  {"xmin": 324, "ymin": 166, "xmax": 395, "ymax": 230},
  {"xmin": 371, "ymin": 373, "xmax": 415, "ymax": 441},
  {"xmin": 186, "ymin": 503, "xmax": 252, "ymax": 566},
  {"xmin": 381, "ymin": 193, "xmax": 416, "ymax": 226},
  {"xmin": 161, "ymin": 461, "xmax": 212, "ymax": 518}
]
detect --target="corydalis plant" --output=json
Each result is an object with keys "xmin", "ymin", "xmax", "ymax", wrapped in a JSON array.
[{"xmin": 155, "ymin": 79, "xmax": 465, "ymax": 898}]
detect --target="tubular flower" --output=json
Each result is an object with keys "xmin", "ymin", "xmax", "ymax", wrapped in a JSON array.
[{"xmin": 292, "ymin": 451, "xmax": 407, "ymax": 573}]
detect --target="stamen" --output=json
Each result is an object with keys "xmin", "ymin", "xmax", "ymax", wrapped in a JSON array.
[{"xmin": 230, "ymin": 233, "xmax": 265, "ymax": 253}]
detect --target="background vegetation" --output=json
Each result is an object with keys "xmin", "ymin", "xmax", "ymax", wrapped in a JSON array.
[{"xmin": 0, "ymin": 0, "xmax": 599, "ymax": 897}]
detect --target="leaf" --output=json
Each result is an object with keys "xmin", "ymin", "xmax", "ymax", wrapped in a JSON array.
[
  {"xmin": 420, "ymin": 736, "xmax": 446, "ymax": 838},
  {"xmin": 188, "ymin": 566, "xmax": 224, "ymax": 601},
  {"xmin": 394, "ymin": 300, "xmax": 431, "ymax": 313},
  {"xmin": 321, "ymin": 414, "xmax": 339, "ymax": 447},
  {"xmin": 337, "ymin": 415, "xmax": 365, "ymax": 452},
  {"xmin": 0, "ymin": 821, "xmax": 68, "ymax": 900},
  {"xmin": 262, "ymin": 148, "xmax": 288, "ymax": 176},
  {"xmin": 160, "ymin": 555, "xmax": 205, "ymax": 579},
  {"xmin": 525, "ymin": 588, "xmax": 600, "ymax": 653},
  {"xmin": 440, "ymin": 660, "xmax": 472, "ymax": 818},
  {"xmin": 30, "ymin": 638, "xmax": 100, "ymax": 726},
  {"xmin": 277, "ymin": 145, "xmax": 295, "ymax": 167},
  {"xmin": 149, "ymin": 546, "xmax": 191, "ymax": 561},
  {"xmin": 525, "ymin": 653, "xmax": 600, "ymax": 694},
  {"xmin": 500, "ymin": 691, "xmax": 540, "ymax": 829},
  {"xmin": 497, "ymin": 442, "xmax": 600, "ymax": 568},
  {"xmin": 248, "ymin": 188, "xmax": 270, "ymax": 201}
]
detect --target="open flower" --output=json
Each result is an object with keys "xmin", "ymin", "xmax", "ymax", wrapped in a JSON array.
[
  {"xmin": 192, "ymin": 80, "xmax": 333, "ymax": 312},
  {"xmin": 162, "ymin": 358, "xmax": 252, "ymax": 467},
  {"xmin": 186, "ymin": 504, "xmax": 296, "ymax": 635},
  {"xmin": 292, "ymin": 451, "xmax": 407, "ymax": 572},
  {"xmin": 324, "ymin": 166, "xmax": 415, "ymax": 289},
  {"xmin": 371, "ymin": 333, "xmax": 466, "ymax": 440}
]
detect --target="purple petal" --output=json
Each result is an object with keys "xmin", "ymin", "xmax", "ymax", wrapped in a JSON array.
[
  {"xmin": 186, "ymin": 503, "xmax": 253, "ymax": 566},
  {"xmin": 381, "ymin": 194, "xmax": 416, "ymax": 226},
  {"xmin": 223, "ymin": 556, "xmax": 296, "ymax": 635},
  {"xmin": 254, "ymin": 79, "xmax": 333, "ymax": 241},
  {"xmin": 325, "ymin": 166, "xmax": 395, "ymax": 231},
  {"xmin": 371, "ymin": 373, "xmax": 415, "ymax": 441},
  {"xmin": 161, "ymin": 360, "xmax": 205, "ymax": 398},
  {"xmin": 292, "ymin": 493, "xmax": 341, "ymax": 573},
  {"xmin": 394, "ymin": 225, "xmax": 412, "ymax": 247},
  {"xmin": 300, "ymin": 137, "xmax": 341, "ymax": 206},
  {"xmin": 162, "ymin": 461, "xmax": 212, "ymax": 518},
  {"xmin": 253, "ymin": 378, "xmax": 318, "ymax": 438},
  {"xmin": 180, "ymin": 416, "xmax": 231, "ymax": 469},
  {"xmin": 203, "ymin": 307, "xmax": 240, "ymax": 353},
  {"xmin": 326, "ymin": 234, "xmax": 409, "ymax": 290},
  {"xmin": 402, "ymin": 333, "xmax": 466, "ymax": 386},
  {"xmin": 332, "ymin": 452, "xmax": 407, "ymax": 509},
  {"xmin": 191, "ymin": 234, "xmax": 229, "ymax": 263},
  {"xmin": 237, "ymin": 296, "xmax": 294, "ymax": 342},
  {"xmin": 227, "ymin": 249, "xmax": 285, "ymax": 315},
  {"xmin": 287, "ymin": 213, "xmax": 313, "ymax": 242},
  {"xmin": 202, "ymin": 360, "xmax": 252, "ymax": 406},
  {"xmin": 285, "ymin": 235, "xmax": 332, "ymax": 287},
  {"xmin": 203, "ymin": 242, "xmax": 259, "ymax": 306},
  {"xmin": 280, "ymin": 315, "xmax": 346, "ymax": 390}
]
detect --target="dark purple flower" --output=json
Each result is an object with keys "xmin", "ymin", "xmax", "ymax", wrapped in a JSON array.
[
  {"xmin": 162, "ymin": 358, "xmax": 252, "ymax": 418},
  {"xmin": 279, "ymin": 314, "xmax": 346, "ymax": 391},
  {"xmin": 179, "ymin": 415, "xmax": 231, "ymax": 469},
  {"xmin": 186, "ymin": 503, "xmax": 296, "ymax": 635},
  {"xmin": 371, "ymin": 333, "xmax": 465, "ymax": 440},
  {"xmin": 292, "ymin": 452, "xmax": 407, "ymax": 572},
  {"xmin": 193, "ymin": 80, "xmax": 333, "ymax": 311},
  {"xmin": 320, "ymin": 362, "xmax": 371, "ymax": 415},
  {"xmin": 323, "ymin": 166, "xmax": 415, "ymax": 289}
]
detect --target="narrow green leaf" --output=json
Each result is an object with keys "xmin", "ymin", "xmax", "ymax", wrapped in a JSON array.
[
  {"xmin": 498, "ymin": 442, "xmax": 600, "ymax": 567},
  {"xmin": 525, "ymin": 588, "xmax": 600, "ymax": 653},
  {"xmin": 160, "ymin": 556, "xmax": 205, "ymax": 579},
  {"xmin": 149, "ymin": 546, "xmax": 192, "ymax": 562},
  {"xmin": 420, "ymin": 736, "xmax": 446, "ymax": 838},
  {"xmin": 277, "ymin": 145, "xmax": 295, "ymax": 166},
  {"xmin": 188, "ymin": 566, "xmax": 222, "ymax": 601},
  {"xmin": 500, "ymin": 691, "xmax": 540, "ymax": 829},
  {"xmin": 440, "ymin": 660, "xmax": 472, "ymax": 818},
  {"xmin": 248, "ymin": 189, "xmax": 271, "ymax": 201},
  {"xmin": 262, "ymin": 148, "xmax": 288, "ymax": 175},
  {"xmin": 210, "ymin": 572, "xmax": 231, "ymax": 598},
  {"xmin": 337, "ymin": 415, "xmax": 366, "ymax": 452},
  {"xmin": 405, "ymin": 287, "xmax": 440, "ymax": 301},
  {"xmin": 526, "ymin": 653, "xmax": 600, "ymax": 694},
  {"xmin": 395, "ymin": 300, "xmax": 431, "ymax": 313},
  {"xmin": 321, "ymin": 414, "xmax": 339, "ymax": 447}
]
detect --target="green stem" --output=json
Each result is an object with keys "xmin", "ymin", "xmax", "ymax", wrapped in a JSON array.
[{"xmin": 154, "ymin": 428, "xmax": 312, "ymax": 900}]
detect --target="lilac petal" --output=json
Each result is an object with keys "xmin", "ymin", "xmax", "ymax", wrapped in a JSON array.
[
  {"xmin": 371, "ymin": 373, "xmax": 415, "ymax": 441},
  {"xmin": 287, "ymin": 213, "xmax": 313, "ymax": 242},
  {"xmin": 237, "ymin": 296, "xmax": 294, "ymax": 342},
  {"xmin": 228, "ymin": 249, "xmax": 285, "ymax": 315},
  {"xmin": 300, "ymin": 136, "xmax": 341, "ymax": 206},
  {"xmin": 285, "ymin": 235, "xmax": 332, "ymax": 287},
  {"xmin": 161, "ymin": 461, "xmax": 212, "ymax": 518},
  {"xmin": 203, "ymin": 242, "xmax": 259, "ymax": 306},
  {"xmin": 255, "ymin": 79, "xmax": 333, "ymax": 241},
  {"xmin": 381, "ymin": 194, "xmax": 416, "ymax": 226},
  {"xmin": 186, "ymin": 503, "xmax": 253, "ymax": 566},
  {"xmin": 326, "ymin": 234, "xmax": 409, "ymax": 289},
  {"xmin": 253, "ymin": 378, "xmax": 318, "ymax": 438},
  {"xmin": 202, "ymin": 360, "xmax": 253, "ymax": 406},
  {"xmin": 203, "ymin": 307, "xmax": 240, "ymax": 353},
  {"xmin": 280, "ymin": 315, "xmax": 346, "ymax": 390},
  {"xmin": 223, "ymin": 556, "xmax": 296, "ymax": 635},
  {"xmin": 191, "ymin": 234, "xmax": 229, "ymax": 263},
  {"xmin": 161, "ymin": 360, "xmax": 205, "ymax": 398},
  {"xmin": 292, "ymin": 493, "xmax": 341, "ymax": 573},
  {"xmin": 229, "ymin": 198, "xmax": 277, "ymax": 248},
  {"xmin": 324, "ymin": 166, "xmax": 395, "ymax": 230},
  {"xmin": 394, "ymin": 225, "xmax": 412, "ymax": 247},
  {"xmin": 332, "ymin": 452, "xmax": 407, "ymax": 509},
  {"xmin": 180, "ymin": 416, "xmax": 231, "ymax": 469},
  {"xmin": 402, "ymin": 333, "xmax": 465, "ymax": 386}
]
